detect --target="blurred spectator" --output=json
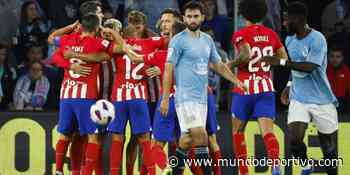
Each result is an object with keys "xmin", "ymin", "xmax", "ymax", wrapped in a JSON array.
[
  {"xmin": 13, "ymin": 61, "xmax": 50, "ymax": 111},
  {"xmin": 336, "ymin": 0, "xmax": 350, "ymax": 20},
  {"xmin": 48, "ymin": 0, "xmax": 79, "ymax": 28},
  {"xmin": 127, "ymin": 10, "xmax": 157, "ymax": 38},
  {"xmin": 0, "ymin": 44, "xmax": 17, "ymax": 110},
  {"xmin": 200, "ymin": 0, "xmax": 233, "ymax": 52},
  {"xmin": 327, "ymin": 47, "xmax": 350, "ymax": 112},
  {"xmin": 18, "ymin": 1, "xmax": 51, "ymax": 49},
  {"xmin": 328, "ymin": 22, "xmax": 350, "ymax": 66},
  {"xmin": 125, "ymin": 0, "xmax": 179, "ymax": 31},
  {"xmin": 263, "ymin": 0, "xmax": 281, "ymax": 34}
]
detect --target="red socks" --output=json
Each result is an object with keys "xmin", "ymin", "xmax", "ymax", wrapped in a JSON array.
[
  {"xmin": 263, "ymin": 132, "xmax": 280, "ymax": 166},
  {"xmin": 140, "ymin": 140, "xmax": 155, "ymax": 175},
  {"xmin": 110, "ymin": 140, "xmax": 123, "ymax": 175},
  {"xmin": 126, "ymin": 161, "xmax": 134, "ymax": 175},
  {"xmin": 212, "ymin": 150, "xmax": 222, "ymax": 175},
  {"xmin": 188, "ymin": 146, "xmax": 203, "ymax": 175},
  {"xmin": 56, "ymin": 139, "xmax": 70, "ymax": 172},
  {"xmin": 233, "ymin": 133, "xmax": 248, "ymax": 175},
  {"xmin": 95, "ymin": 146, "xmax": 103, "ymax": 175},
  {"xmin": 83, "ymin": 143, "xmax": 101, "ymax": 175},
  {"xmin": 70, "ymin": 136, "xmax": 86, "ymax": 175},
  {"xmin": 152, "ymin": 143, "xmax": 167, "ymax": 169}
]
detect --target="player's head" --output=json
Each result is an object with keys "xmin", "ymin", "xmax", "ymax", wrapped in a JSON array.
[
  {"xmin": 329, "ymin": 46, "xmax": 345, "ymax": 69},
  {"xmin": 159, "ymin": 8, "xmax": 181, "ymax": 37},
  {"xmin": 182, "ymin": 1, "xmax": 205, "ymax": 32},
  {"xmin": 127, "ymin": 10, "xmax": 147, "ymax": 36},
  {"xmin": 103, "ymin": 18, "xmax": 122, "ymax": 40},
  {"xmin": 81, "ymin": 13, "xmax": 100, "ymax": 33},
  {"xmin": 80, "ymin": 1, "xmax": 103, "ymax": 24},
  {"xmin": 286, "ymin": 1, "xmax": 308, "ymax": 34},
  {"xmin": 239, "ymin": 0, "xmax": 267, "ymax": 24}
]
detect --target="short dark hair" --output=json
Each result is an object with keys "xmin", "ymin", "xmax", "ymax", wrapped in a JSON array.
[
  {"xmin": 161, "ymin": 8, "xmax": 181, "ymax": 20},
  {"xmin": 81, "ymin": 13, "xmax": 100, "ymax": 32},
  {"xmin": 173, "ymin": 21, "xmax": 186, "ymax": 35},
  {"xmin": 329, "ymin": 45, "xmax": 344, "ymax": 54},
  {"xmin": 239, "ymin": 0, "xmax": 267, "ymax": 23},
  {"xmin": 182, "ymin": 1, "xmax": 204, "ymax": 15},
  {"xmin": 79, "ymin": 0, "xmax": 102, "ymax": 17},
  {"xmin": 128, "ymin": 10, "xmax": 147, "ymax": 25},
  {"xmin": 287, "ymin": 1, "xmax": 308, "ymax": 19}
]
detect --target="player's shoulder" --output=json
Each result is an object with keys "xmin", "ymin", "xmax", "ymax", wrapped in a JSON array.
[
  {"xmin": 172, "ymin": 30, "xmax": 187, "ymax": 41},
  {"xmin": 309, "ymin": 29, "xmax": 327, "ymax": 43},
  {"xmin": 200, "ymin": 32, "xmax": 214, "ymax": 41}
]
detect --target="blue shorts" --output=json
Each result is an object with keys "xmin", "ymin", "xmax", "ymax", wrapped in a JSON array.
[
  {"xmin": 231, "ymin": 92, "xmax": 276, "ymax": 121},
  {"xmin": 57, "ymin": 99, "xmax": 100, "ymax": 135},
  {"xmin": 153, "ymin": 96, "xmax": 181, "ymax": 142},
  {"xmin": 107, "ymin": 99, "xmax": 151, "ymax": 135},
  {"xmin": 206, "ymin": 94, "xmax": 218, "ymax": 135}
]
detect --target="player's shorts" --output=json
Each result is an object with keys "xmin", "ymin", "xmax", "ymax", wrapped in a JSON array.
[
  {"xmin": 107, "ymin": 99, "xmax": 151, "ymax": 135},
  {"xmin": 176, "ymin": 101, "xmax": 207, "ymax": 133},
  {"xmin": 206, "ymin": 93, "xmax": 219, "ymax": 135},
  {"xmin": 288, "ymin": 100, "xmax": 338, "ymax": 134},
  {"xmin": 231, "ymin": 92, "xmax": 276, "ymax": 121},
  {"xmin": 153, "ymin": 96, "xmax": 181, "ymax": 142},
  {"xmin": 57, "ymin": 99, "xmax": 100, "ymax": 135}
]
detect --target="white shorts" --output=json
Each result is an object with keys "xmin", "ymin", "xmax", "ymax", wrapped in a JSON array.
[
  {"xmin": 288, "ymin": 100, "xmax": 338, "ymax": 134},
  {"xmin": 175, "ymin": 102, "xmax": 207, "ymax": 133}
]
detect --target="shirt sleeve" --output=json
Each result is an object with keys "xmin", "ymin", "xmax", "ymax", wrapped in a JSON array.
[
  {"xmin": 50, "ymin": 49, "xmax": 70, "ymax": 69},
  {"xmin": 272, "ymin": 32, "xmax": 283, "ymax": 50},
  {"xmin": 232, "ymin": 30, "xmax": 247, "ymax": 50},
  {"xmin": 167, "ymin": 37, "xmax": 182, "ymax": 65},
  {"xmin": 306, "ymin": 34, "xmax": 327, "ymax": 66},
  {"xmin": 209, "ymin": 37, "xmax": 222, "ymax": 64}
]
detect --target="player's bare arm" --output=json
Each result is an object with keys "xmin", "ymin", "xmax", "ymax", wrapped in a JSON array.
[
  {"xmin": 262, "ymin": 47, "xmax": 318, "ymax": 73},
  {"xmin": 48, "ymin": 21, "xmax": 80, "ymax": 45},
  {"xmin": 100, "ymin": 27, "xmax": 125, "ymax": 53},
  {"xmin": 209, "ymin": 62, "xmax": 245, "ymax": 90},
  {"xmin": 160, "ymin": 63, "xmax": 173, "ymax": 116},
  {"xmin": 226, "ymin": 43, "xmax": 251, "ymax": 68},
  {"xmin": 63, "ymin": 48, "xmax": 110, "ymax": 62}
]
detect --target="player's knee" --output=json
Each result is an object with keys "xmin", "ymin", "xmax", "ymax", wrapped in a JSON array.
[
  {"xmin": 208, "ymin": 135, "xmax": 220, "ymax": 151},
  {"xmin": 88, "ymin": 134, "xmax": 99, "ymax": 144},
  {"xmin": 111, "ymin": 133, "xmax": 124, "ymax": 142},
  {"xmin": 59, "ymin": 133, "xmax": 72, "ymax": 141},
  {"xmin": 154, "ymin": 140, "xmax": 166, "ymax": 148},
  {"xmin": 137, "ymin": 132, "xmax": 150, "ymax": 143}
]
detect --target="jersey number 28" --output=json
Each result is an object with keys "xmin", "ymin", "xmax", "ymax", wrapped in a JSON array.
[{"xmin": 248, "ymin": 46, "xmax": 273, "ymax": 72}]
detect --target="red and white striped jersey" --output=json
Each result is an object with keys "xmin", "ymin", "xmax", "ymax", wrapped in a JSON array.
[
  {"xmin": 231, "ymin": 24, "xmax": 283, "ymax": 95},
  {"xmin": 58, "ymin": 33, "xmax": 113, "ymax": 99}
]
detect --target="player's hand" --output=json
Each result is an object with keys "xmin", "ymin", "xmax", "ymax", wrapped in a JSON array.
[
  {"xmin": 68, "ymin": 20, "xmax": 80, "ymax": 31},
  {"xmin": 261, "ymin": 56, "xmax": 280, "ymax": 66},
  {"xmin": 233, "ymin": 78, "xmax": 247, "ymax": 92},
  {"xmin": 146, "ymin": 66, "xmax": 161, "ymax": 78},
  {"xmin": 281, "ymin": 87, "xmax": 290, "ymax": 105},
  {"xmin": 70, "ymin": 63, "xmax": 91, "ymax": 77},
  {"xmin": 160, "ymin": 98, "xmax": 169, "ymax": 117}
]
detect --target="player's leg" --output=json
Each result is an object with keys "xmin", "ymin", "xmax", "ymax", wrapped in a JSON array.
[
  {"xmin": 231, "ymin": 93, "xmax": 251, "ymax": 175},
  {"xmin": 207, "ymin": 93, "xmax": 222, "ymax": 175},
  {"xmin": 253, "ymin": 92, "xmax": 280, "ymax": 174},
  {"xmin": 107, "ymin": 101, "xmax": 128, "ymax": 175},
  {"xmin": 287, "ymin": 100, "xmax": 312, "ymax": 173},
  {"xmin": 126, "ymin": 135, "xmax": 138, "ymax": 175},
  {"xmin": 176, "ymin": 102, "xmax": 212, "ymax": 175},
  {"xmin": 73, "ymin": 99, "xmax": 102, "ymax": 175},
  {"xmin": 129, "ymin": 99, "xmax": 155, "ymax": 175},
  {"xmin": 69, "ymin": 133, "xmax": 87, "ymax": 175},
  {"xmin": 310, "ymin": 104, "xmax": 339, "ymax": 175},
  {"xmin": 56, "ymin": 100, "xmax": 75, "ymax": 175},
  {"xmin": 94, "ymin": 134, "xmax": 105, "ymax": 175},
  {"xmin": 152, "ymin": 96, "xmax": 177, "ymax": 169}
]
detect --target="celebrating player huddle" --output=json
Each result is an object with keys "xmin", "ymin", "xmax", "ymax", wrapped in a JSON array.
[{"xmin": 49, "ymin": 0, "xmax": 339, "ymax": 175}]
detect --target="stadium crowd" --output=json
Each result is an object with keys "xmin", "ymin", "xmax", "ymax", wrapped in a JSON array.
[{"xmin": 0, "ymin": 0, "xmax": 349, "ymax": 113}]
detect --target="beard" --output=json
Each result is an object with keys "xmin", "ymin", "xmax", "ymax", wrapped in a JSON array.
[{"xmin": 187, "ymin": 23, "xmax": 201, "ymax": 32}]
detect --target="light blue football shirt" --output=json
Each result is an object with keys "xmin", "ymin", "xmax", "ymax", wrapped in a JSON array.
[
  {"xmin": 167, "ymin": 30, "xmax": 221, "ymax": 104},
  {"xmin": 286, "ymin": 29, "xmax": 337, "ymax": 105}
]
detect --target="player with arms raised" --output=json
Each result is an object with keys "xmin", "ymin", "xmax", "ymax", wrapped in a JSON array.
[{"xmin": 227, "ymin": 0, "xmax": 288, "ymax": 174}]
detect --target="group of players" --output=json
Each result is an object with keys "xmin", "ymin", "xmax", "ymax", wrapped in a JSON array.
[{"xmin": 48, "ymin": 0, "xmax": 339, "ymax": 175}]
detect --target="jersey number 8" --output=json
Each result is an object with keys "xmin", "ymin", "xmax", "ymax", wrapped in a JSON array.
[
  {"xmin": 248, "ymin": 46, "xmax": 273, "ymax": 72},
  {"xmin": 69, "ymin": 58, "xmax": 87, "ymax": 78}
]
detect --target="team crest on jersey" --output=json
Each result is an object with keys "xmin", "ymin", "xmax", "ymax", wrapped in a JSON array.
[{"xmin": 102, "ymin": 40, "xmax": 110, "ymax": 48}]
